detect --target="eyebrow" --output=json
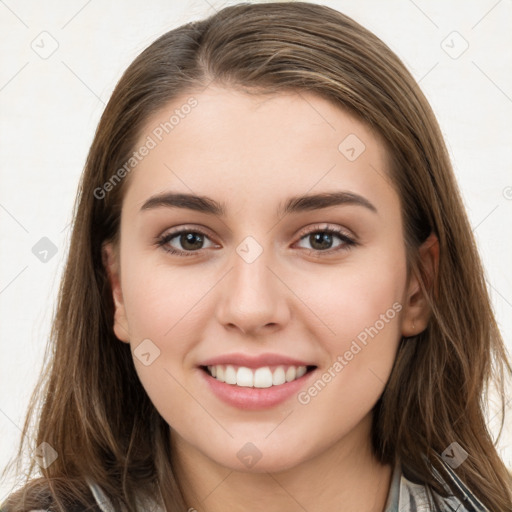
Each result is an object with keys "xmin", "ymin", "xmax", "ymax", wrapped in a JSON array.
[{"xmin": 140, "ymin": 191, "xmax": 378, "ymax": 216}]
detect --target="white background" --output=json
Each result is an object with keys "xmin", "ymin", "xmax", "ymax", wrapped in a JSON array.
[{"xmin": 1, "ymin": 0, "xmax": 511, "ymax": 499}]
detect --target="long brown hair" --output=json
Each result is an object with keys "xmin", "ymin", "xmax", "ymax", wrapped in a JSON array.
[{"xmin": 2, "ymin": 2, "xmax": 511, "ymax": 511}]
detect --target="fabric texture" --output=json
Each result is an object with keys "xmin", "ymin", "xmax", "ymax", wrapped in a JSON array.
[
  {"xmin": 383, "ymin": 456, "xmax": 489, "ymax": 511},
  {"xmin": 82, "ymin": 456, "xmax": 489, "ymax": 512}
]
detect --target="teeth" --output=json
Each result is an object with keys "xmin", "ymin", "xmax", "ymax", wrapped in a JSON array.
[
  {"xmin": 237, "ymin": 367, "xmax": 254, "ymax": 387},
  {"xmin": 206, "ymin": 364, "xmax": 310, "ymax": 387},
  {"xmin": 254, "ymin": 367, "xmax": 272, "ymax": 388},
  {"xmin": 285, "ymin": 366, "xmax": 296, "ymax": 382},
  {"xmin": 272, "ymin": 366, "xmax": 286, "ymax": 385},
  {"xmin": 225, "ymin": 365, "xmax": 237, "ymax": 385}
]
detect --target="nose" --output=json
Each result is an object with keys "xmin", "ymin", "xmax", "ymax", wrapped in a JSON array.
[{"xmin": 214, "ymin": 246, "xmax": 290, "ymax": 336}]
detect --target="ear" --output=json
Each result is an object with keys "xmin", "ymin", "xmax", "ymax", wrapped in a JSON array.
[
  {"xmin": 401, "ymin": 232, "xmax": 439, "ymax": 337},
  {"xmin": 102, "ymin": 241, "xmax": 131, "ymax": 343}
]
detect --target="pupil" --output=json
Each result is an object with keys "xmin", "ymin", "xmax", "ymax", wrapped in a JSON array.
[
  {"xmin": 311, "ymin": 232, "xmax": 332, "ymax": 250},
  {"xmin": 182, "ymin": 233, "xmax": 203, "ymax": 250}
]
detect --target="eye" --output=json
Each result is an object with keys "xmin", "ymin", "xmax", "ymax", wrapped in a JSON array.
[
  {"xmin": 294, "ymin": 224, "xmax": 356, "ymax": 255},
  {"xmin": 155, "ymin": 224, "xmax": 357, "ymax": 257},
  {"xmin": 156, "ymin": 228, "xmax": 217, "ymax": 256}
]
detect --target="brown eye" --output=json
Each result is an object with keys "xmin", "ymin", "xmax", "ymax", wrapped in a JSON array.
[
  {"xmin": 295, "ymin": 227, "xmax": 356, "ymax": 255},
  {"xmin": 157, "ymin": 229, "xmax": 216, "ymax": 256}
]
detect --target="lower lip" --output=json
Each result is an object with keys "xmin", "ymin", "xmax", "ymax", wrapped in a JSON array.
[{"xmin": 199, "ymin": 367, "xmax": 316, "ymax": 410}]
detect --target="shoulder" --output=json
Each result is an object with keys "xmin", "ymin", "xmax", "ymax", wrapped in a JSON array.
[
  {"xmin": 86, "ymin": 481, "xmax": 165, "ymax": 512},
  {"xmin": 1, "ymin": 504, "xmax": 103, "ymax": 512},
  {"xmin": 1, "ymin": 504, "xmax": 102, "ymax": 512},
  {"xmin": 0, "ymin": 477, "xmax": 104, "ymax": 512},
  {"xmin": 2, "ymin": 479, "xmax": 163, "ymax": 512},
  {"xmin": 86, "ymin": 481, "xmax": 116, "ymax": 512},
  {"xmin": 384, "ymin": 456, "xmax": 490, "ymax": 511}
]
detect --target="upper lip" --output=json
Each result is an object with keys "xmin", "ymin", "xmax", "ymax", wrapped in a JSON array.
[{"xmin": 198, "ymin": 352, "xmax": 316, "ymax": 369}]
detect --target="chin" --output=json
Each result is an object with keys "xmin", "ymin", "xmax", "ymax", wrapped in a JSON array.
[{"xmin": 202, "ymin": 438, "xmax": 312, "ymax": 474}]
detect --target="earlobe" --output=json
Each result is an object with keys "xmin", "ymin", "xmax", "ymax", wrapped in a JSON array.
[
  {"xmin": 401, "ymin": 232, "xmax": 439, "ymax": 338},
  {"xmin": 102, "ymin": 241, "xmax": 131, "ymax": 343}
]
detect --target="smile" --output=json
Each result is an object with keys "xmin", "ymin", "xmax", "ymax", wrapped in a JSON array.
[{"xmin": 202, "ymin": 364, "xmax": 316, "ymax": 388}]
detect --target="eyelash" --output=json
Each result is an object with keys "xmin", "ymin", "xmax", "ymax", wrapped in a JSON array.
[{"xmin": 155, "ymin": 224, "xmax": 357, "ymax": 258}]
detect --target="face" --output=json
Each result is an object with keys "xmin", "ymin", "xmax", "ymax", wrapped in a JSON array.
[{"xmin": 103, "ymin": 85, "xmax": 434, "ymax": 473}]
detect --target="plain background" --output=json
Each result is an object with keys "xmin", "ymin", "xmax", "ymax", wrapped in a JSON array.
[{"xmin": 1, "ymin": 0, "xmax": 511, "ymax": 499}]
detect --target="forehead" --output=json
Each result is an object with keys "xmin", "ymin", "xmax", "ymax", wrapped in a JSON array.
[{"xmin": 123, "ymin": 86, "xmax": 396, "ymax": 217}]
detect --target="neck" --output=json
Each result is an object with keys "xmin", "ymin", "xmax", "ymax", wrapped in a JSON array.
[{"xmin": 168, "ymin": 413, "xmax": 393, "ymax": 512}]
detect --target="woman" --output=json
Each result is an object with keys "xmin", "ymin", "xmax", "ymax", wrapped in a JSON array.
[{"xmin": 2, "ymin": 2, "xmax": 511, "ymax": 511}]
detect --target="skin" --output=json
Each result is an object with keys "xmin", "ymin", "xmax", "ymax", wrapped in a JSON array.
[{"xmin": 103, "ymin": 85, "xmax": 439, "ymax": 512}]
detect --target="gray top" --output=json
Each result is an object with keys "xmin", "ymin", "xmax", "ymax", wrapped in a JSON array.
[
  {"xmin": 84, "ymin": 456, "xmax": 489, "ymax": 512},
  {"xmin": 383, "ymin": 456, "xmax": 489, "ymax": 511},
  {"xmin": 24, "ymin": 456, "xmax": 489, "ymax": 511}
]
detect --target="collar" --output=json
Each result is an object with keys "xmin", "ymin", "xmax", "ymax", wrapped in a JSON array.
[
  {"xmin": 384, "ymin": 456, "xmax": 490, "ymax": 511},
  {"xmin": 87, "ymin": 455, "xmax": 489, "ymax": 512}
]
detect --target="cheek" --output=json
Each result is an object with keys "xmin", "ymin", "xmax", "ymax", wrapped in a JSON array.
[
  {"xmin": 294, "ymin": 249, "xmax": 406, "ymax": 425},
  {"xmin": 295, "ymin": 268, "xmax": 405, "ymax": 443},
  {"xmin": 303, "ymin": 249, "xmax": 407, "ymax": 355},
  {"xmin": 118, "ymin": 257, "xmax": 204, "ymax": 422},
  {"xmin": 120, "ymin": 252, "xmax": 206, "ymax": 341},
  {"xmin": 119, "ymin": 254, "xmax": 212, "ymax": 401}
]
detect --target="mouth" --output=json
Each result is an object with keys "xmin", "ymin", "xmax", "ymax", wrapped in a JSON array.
[{"xmin": 199, "ymin": 364, "xmax": 317, "ymax": 388}]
